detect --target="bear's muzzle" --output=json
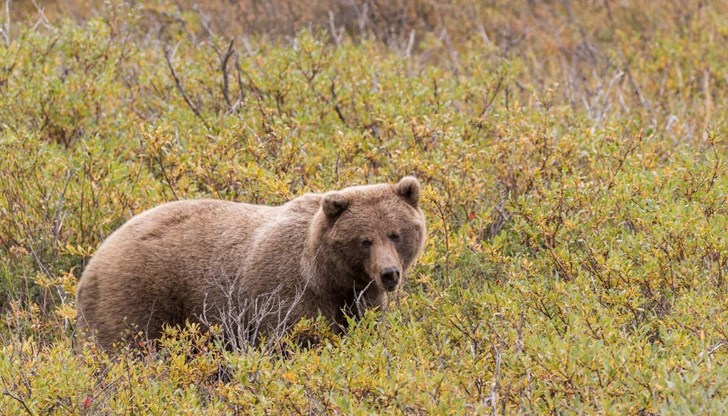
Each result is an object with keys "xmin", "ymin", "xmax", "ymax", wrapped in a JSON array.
[{"xmin": 379, "ymin": 267, "xmax": 401, "ymax": 291}]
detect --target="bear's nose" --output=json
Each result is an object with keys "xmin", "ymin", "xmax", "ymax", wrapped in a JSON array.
[{"xmin": 380, "ymin": 267, "xmax": 401, "ymax": 291}]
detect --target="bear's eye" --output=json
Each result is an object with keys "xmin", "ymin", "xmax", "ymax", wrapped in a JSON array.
[
  {"xmin": 388, "ymin": 232, "xmax": 401, "ymax": 242},
  {"xmin": 361, "ymin": 238, "xmax": 374, "ymax": 247}
]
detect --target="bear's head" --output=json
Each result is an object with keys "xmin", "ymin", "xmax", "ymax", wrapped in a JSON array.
[{"xmin": 309, "ymin": 176, "xmax": 426, "ymax": 295}]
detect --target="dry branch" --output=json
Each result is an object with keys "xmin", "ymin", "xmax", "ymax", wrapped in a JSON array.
[{"xmin": 163, "ymin": 44, "xmax": 210, "ymax": 129}]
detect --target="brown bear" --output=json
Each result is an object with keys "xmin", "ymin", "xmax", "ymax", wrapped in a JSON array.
[{"xmin": 75, "ymin": 177, "xmax": 426, "ymax": 350}]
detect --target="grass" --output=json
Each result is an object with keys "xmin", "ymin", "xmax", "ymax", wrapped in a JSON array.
[{"xmin": 0, "ymin": 0, "xmax": 727, "ymax": 414}]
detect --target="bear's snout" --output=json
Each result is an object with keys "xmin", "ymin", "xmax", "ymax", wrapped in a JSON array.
[{"xmin": 379, "ymin": 267, "xmax": 401, "ymax": 291}]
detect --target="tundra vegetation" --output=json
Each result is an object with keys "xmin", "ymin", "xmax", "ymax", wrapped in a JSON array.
[{"xmin": 0, "ymin": 0, "xmax": 726, "ymax": 414}]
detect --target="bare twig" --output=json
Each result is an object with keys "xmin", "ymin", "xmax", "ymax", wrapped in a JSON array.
[
  {"xmin": 51, "ymin": 169, "xmax": 74, "ymax": 258},
  {"xmin": 329, "ymin": 80, "xmax": 348, "ymax": 126},
  {"xmin": 194, "ymin": 5, "xmax": 239, "ymax": 113},
  {"xmin": 30, "ymin": 0, "xmax": 54, "ymax": 31},
  {"xmin": 1, "ymin": 0, "xmax": 10, "ymax": 47},
  {"xmin": 702, "ymin": 68, "xmax": 712, "ymax": 139},
  {"xmin": 141, "ymin": 130, "xmax": 180, "ymax": 200},
  {"xmin": 405, "ymin": 30, "xmax": 415, "ymax": 59},
  {"xmin": 439, "ymin": 28, "xmax": 460, "ymax": 76},
  {"xmin": 1, "ymin": 375, "xmax": 35, "ymax": 416},
  {"xmin": 220, "ymin": 39, "xmax": 236, "ymax": 110},
  {"xmin": 163, "ymin": 44, "xmax": 210, "ymax": 129},
  {"xmin": 622, "ymin": 59, "xmax": 654, "ymax": 124},
  {"xmin": 490, "ymin": 341, "xmax": 502, "ymax": 416},
  {"xmin": 431, "ymin": 194, "xmax": 451, "ymax": 279},
  {"xmin": 478, "ymin": 73, "xmax": 506, "ymax": 119},
  {"xmin": 198, "ymin": 267, "xmax": 313, "ymax": 352},
  {"xmin": 328, "ymin": 11, "xmax": 344, "ymax": 46}
]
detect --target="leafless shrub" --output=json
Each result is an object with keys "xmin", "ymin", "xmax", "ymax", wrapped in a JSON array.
[
  {"xmin": 195, "ymin": 264, "xmax": 389, "ymax": 353},
  {"xmin": 197, "ymin": 268, "xmax": 313, "ymax": 352}
]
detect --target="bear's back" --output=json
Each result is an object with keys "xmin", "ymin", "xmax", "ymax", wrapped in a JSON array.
[{"xmin": 75, "ymin": 198, "xmax": 280, "ymax": 349}]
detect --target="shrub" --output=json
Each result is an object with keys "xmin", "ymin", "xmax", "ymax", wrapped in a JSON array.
[{"xmin": 1, "ymin": 0, "xmax": 726, "ymax": 413}]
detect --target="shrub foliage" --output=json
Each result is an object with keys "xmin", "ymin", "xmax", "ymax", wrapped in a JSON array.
[{"xmin": 1, "ymin": 0, "xmax": 727, "ymax": 414}]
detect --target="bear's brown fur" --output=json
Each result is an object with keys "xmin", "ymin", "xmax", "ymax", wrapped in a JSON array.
[{"xmin": 75, "ymin": 177, "xmax": 426, "ymax": 350}]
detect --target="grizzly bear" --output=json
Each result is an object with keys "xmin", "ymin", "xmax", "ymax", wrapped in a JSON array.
[{"xmin": 75, "ymin": 177, "xmax": 426, "ymax": 350}]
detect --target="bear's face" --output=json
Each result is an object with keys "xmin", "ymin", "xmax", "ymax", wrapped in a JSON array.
[{"xmin": 315, "ymin": 177, "xmax": 426, "ymax": 293}]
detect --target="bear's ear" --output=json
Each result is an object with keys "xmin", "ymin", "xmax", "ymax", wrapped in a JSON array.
[
  {"xmin": 395, "ymin": 176, "xmax": 421, "ymax": 207},
  {"xmin": 322, "ymin": 192, "xmax": 349, "ymax": 219}
]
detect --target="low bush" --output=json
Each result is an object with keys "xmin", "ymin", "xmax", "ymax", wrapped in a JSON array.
[{"xmin": 1, "ymin": 1, "xmax": 726, "ymax": 413}]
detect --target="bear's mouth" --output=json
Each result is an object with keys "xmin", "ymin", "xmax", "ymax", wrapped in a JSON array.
[{"xmin": 381, "ymin": 280, "xmax": 398, "ymax": 292}]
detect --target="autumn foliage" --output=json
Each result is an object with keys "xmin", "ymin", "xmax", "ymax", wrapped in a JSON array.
[{"xmin": 1, "ymin": 0, "xmax": 727, "ymax": 413}]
